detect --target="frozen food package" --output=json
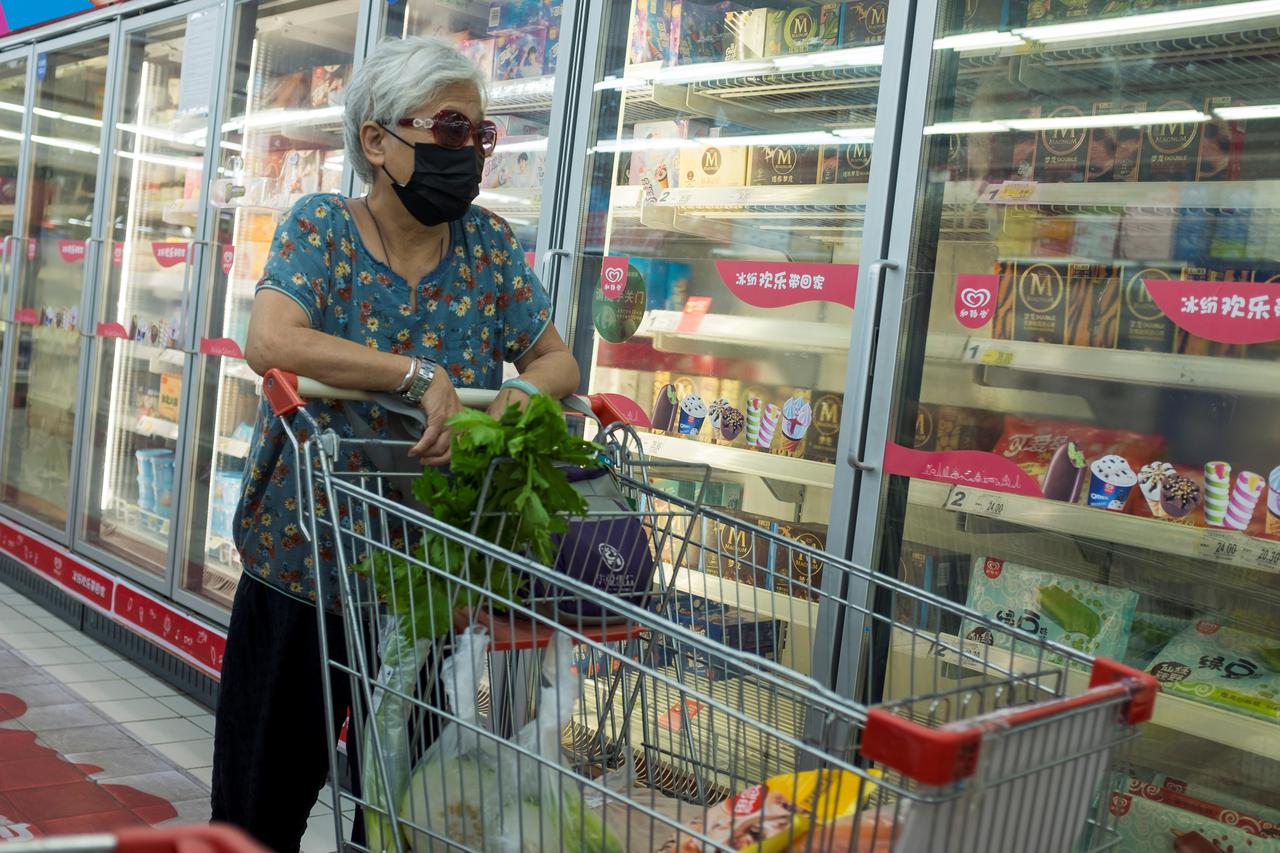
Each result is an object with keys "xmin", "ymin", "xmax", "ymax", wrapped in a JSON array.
[
  {"xmin": 1123, "ymin": 609, "xmax": 1194, "ymax": 670},
  {"xmin": 1118, "ymin": 775, "xmax": 1280, "ymax": 840},
  {"xmin": 1147, "ymin": 619, "xmax": 1280, "ymax": 722},
  {"xmin": 964, "ymin": 557, "xmax": 1138, "ymax": 660},
  {"xmin": 991, "ymin": 416, "xmax": 1166, "ymax": 494},
  {"xmin": 1105, "ymin": 785, "xmax": 1269, "ymax": 853}
]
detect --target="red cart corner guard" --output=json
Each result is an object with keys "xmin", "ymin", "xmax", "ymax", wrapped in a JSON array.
[
  {"xmin": 863, "ymin": 656, "xmax": 1159, "ymax": 787},
  {"xmin": 113, "ymin": 824, "xmax": 267, "ymax": 852},
  {"xmin": 262, "ymin": 369, "xmax": 302, "ymax": 417}
]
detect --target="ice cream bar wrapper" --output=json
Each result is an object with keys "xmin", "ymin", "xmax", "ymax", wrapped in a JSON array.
[
  {"xmin": 1267, "ymin": 467, "xmax": 1280, "ymax": 536},
  {"xmin": 1225, "ymin": 471, "xmax": 1265, "ymax": 531},
  {"xmin": 757, "ymin": 403, "xmax": 780, "ymax": 450}
]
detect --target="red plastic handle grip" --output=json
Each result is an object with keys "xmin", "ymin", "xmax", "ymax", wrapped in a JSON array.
[
  {"xmin": 262, "ymin": 369, "xmax": 303, "ymax": 418},
  {"xmin": 114, "ymin": 823, "xmax": 268, "ymax": 852}
]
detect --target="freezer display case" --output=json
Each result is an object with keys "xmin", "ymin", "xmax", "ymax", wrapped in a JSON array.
[
  {"xmin": 566, "ymin": 1, "xmax": 889, "ymax": 679},
  {"xmin": 78, "ymin": 7, "xmax": 221, "ymax": 582},
  {"xmin": 178, "ymin": 0, "xmax": 358, "ymax": 609},
  {"xmin": 0, "ymin": 34, "xmax": 112, "ymax": 537},
  {"xmin": 0, "ymin": 52, "xmax": 28, "ymax": 452},
  {"xmin": 856, "ymin": 0, "xmax": 1280, "ymax": 834}
]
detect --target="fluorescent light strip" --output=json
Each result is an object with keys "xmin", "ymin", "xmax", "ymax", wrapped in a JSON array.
[
  {"xmin": 596, "ymin": 129, "xmax": 838, "ymax": 154},
  {"xmin": 31, "ymin": 133, "xmax": 99, "ymax": 154},
  {"xmin": 771, "ymin": 44, "xmax": 884, "ymax": 69},
  {"xmin": 222, "ymin": 105, "xmax": 343, "ymax": 133},
  {"xmin": 0, "ymin": 101, "xmax": 23, "ymax": 114},
  {"xmin": 117, "ymin": 122, "xmax": 207, "ymax": 147},
  {"xmin": 115, "ymin": 149, "xmax": 204, "ymax": 171},
  {"xmin": 477, "ymin": 190, "xmax": 534, "ymax": 206},
  {"xmin": 933, "ymin": 30, "xmax": 1026, "ymax": 51},
  {"xmin": 925, "ymin": 109, "xmax": 1209, "ymax": 135},
  {"xmin": 498, "ymin": 137, "xmax": 549, "ymax": 153},
  {"xmin": 33, "ymin": 106, "xmax": 101, "ymax": 128},
  {"xmin": 1216, "ymin": 103, "xmax": 1280, "ymax": 120},
  {"xmin": 1014, "ymin": 0, "xmax": 1280, "ymax": 42}
]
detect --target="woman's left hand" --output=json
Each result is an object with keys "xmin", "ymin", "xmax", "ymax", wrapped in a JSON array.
[{"xmin": 487, "ymin": 387, "xmax": 531, "ymax": 420}]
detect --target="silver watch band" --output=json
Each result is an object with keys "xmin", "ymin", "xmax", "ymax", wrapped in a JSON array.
[{"xmin": 401, "ymin": 358, "xmax": 437, "ymax": 405}]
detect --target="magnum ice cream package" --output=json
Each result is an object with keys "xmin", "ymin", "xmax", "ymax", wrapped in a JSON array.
[
  {"xmin": 1037, "ymin": 102, "xmax": 1090, "ymax": 183},
  {"xmin": 842, "ymin": 0, "xmax": 889, "ymax": 46},
  {"xmin": 765, "ymin": 6, "xmax": 838, "ymax": 56},
  {"xmin": 1141, "ymin": 98, "xmax": 1202, "ymax": 181},
  {"xmin": 803, "ymin": 391, "xmax": 843, "ymax": 464},
  {"xmin": 819, "ymin": 141, "xmax": 873, "ymax": 184},
  {"xmin": 1086, "ymin": 100, "xmax": 1144, "ymax": 182},
  {"xmin": 991, "ymin": 416, "xmax": 1165, "ymax": 493},
  {"xmin": 769, "ymin": 520, "xmax": 828, "ymax": 601},
  {"xmin": 1198, "ymin": 96, "xmax": 1246, "ymax": 182},
  {"xmin": 964, "ymin": 557, "xmax": 1137, "ymax": 661},
  {"xmin": 993, "ymin": 260, "xmax": 1068, "ymax": 344},
  {"xmin": 748, "ymin": 144, "xmax": 821, "ymax": 187},
  {"xmin": 912, "ymin": 404, "xmax": 1002, "ymax": 453},
  {"xmin": 1117, "ymin": 265, "xmax": 1177, "ymax": 353},
  {"xmin": 1066, "ymin": 263, "xmax": 1120, "ymax": 348}
]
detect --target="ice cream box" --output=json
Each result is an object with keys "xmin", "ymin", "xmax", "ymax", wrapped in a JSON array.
[
  {"xmin": 653, "ymin": 593, "xmax": 786, "ymax": 679},
  {"xmin": 1030, "ymin": 214, "xmax": 1074, "ymax": 257},
  {"xmin": 769, "ymin": 520, "xmax": 827, "ymax": 601},
  {"xmin": 724, "ymin": 7, "xmax": 772, "ymax": 60},
  {"xmin": 819, "ymin": 141, "xmax": 873, "ymax": 184},
  {"xmin": 481, "ymin": 147, "xmax": 545, "ymax": 189},
  {"xmin": 158, "ymin": 374, "xmax": 182, "ymax": 421},
  {"xmin": 1036, "ymin": 102, "xmax": 1090, "ymax": 183},
  {"xmin": 488, "ymin": 0, "xmax": 551, "ymax": 32},
  {"xmin": 990, "ymin": 415, "xmax": 1165, "ymax": 499},
  {"xmin": 912, "ymin": 404, "xmax": 1003, "ymax": 453},
  {"xmin": 629, "ymin": 119, "xmax": 710, "ymax": 191},
  {"xmin": 992, "ymin": 260, "xmax": 1069, "ymax": 344},
  {"xmin": 841, "ymin": 1, "xmax": 889, "ymax": 46},
  {"xmin": 490, "ymin": 114, "xmax": 548, "ymax": 138},
  {"xmin": 962, "ymin": 0, "xmax": 1027, "ymax": 32},
  {"xmin": 1198, "ymin": 95, "xmax": 1246, "ymax": 182},
  {"xmin": 963, "ymin": 557, "xmax": 1138, "ymax": 661},
  {"xmin": 544, "ymin": 1, "xmax": 562, "ymax": 74},
  {"xmin": 747, "ymin": 143, "xmax": 821, "ymax": 186},
  {"xmin": 1106, "ymin": 786, "xmax": 1272, "ymax": 853},
  {"xmin": 1140, "ymin": 98, "xmax": 1202, "ymax": 181},
  {"xmin": 1118, "ymin": 214, "xmax": 1175, "ymax": 262},
  {"xmin": 802, "ymin": 390, "xmax": 843, "ymax": 464},
  {"xmin": 898, "ymin": 542, "xmax": 971, "ymax": 633},
  {"xmin": 1123, "ymin": 609, "xmax": 1195, "ymax": 670},
  {"xmin": 678, "ymin": 129, "xmax": 749, "ymax": 187},
  {"xmin": 1065, "ymin": 262, "xmax": 1120, "ymax": 349},
  {"xmin": 669, "ymin": 1, "xmax": 745, "ymax": 65},
  {"xmin": 458, "ymin": 38, "xmax": 497, "ymax": 80},
  {"xmin": 764, "ymin": 6, "xmax": 833, "ymax": 56},
  {"xmin": 1070, "ymin": 214, "xmax": 1122, "ymax": 258},
  {"xmin": 1147, "ymin": 619, "xmax": 1280, "ymax": 722},
  {"xmin": 261, "ymin": 70, "xmax": 310, "ymax": 109},
  {"xmin": 1139, "ymin": 774, "xmax": 1280, "ymax": 834},
  {"xmin": 631, "ymin": 0, "xmax": 674, "ymax": 64},
  {"xmin": 1173, "ymin": 263, "xmax": 1251, "ymax": 359},
  {"xmin": 772, "ymin": 389, "xmax": 812, "ymax": 457},
  {"xmin": 493, "ymin": 28, "xmax": 548, "ymax": 80},
  {"xmin": 1009, "ymin": 103, "xmax": 1042, "ymax": 180},
  {"xmin": 1208, "ymin": 208, "xmax": 1249, "ymax": 260},
  {"xmin": 1116, "ymin": 263, "xmax": 1178, "ymax": 353},
  {"xmin": 1086, "ymin": 100, "xmax": 1145, "ymax": 183},
  {"xmin": 309, "ymin": 64, "xmax": 348, "ymax": 108}
]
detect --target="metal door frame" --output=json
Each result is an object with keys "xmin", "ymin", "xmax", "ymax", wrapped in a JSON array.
[
  {"xmin": 70, "ymin": 0, "xmax": 227, "ymax": 597},
  {"xmin": 0, "ymin": 22, "xmax": 119, "ymax": 547},
  {"xmin": 0, "ymin": 44, "xmax": 37, "ymax": 517}
]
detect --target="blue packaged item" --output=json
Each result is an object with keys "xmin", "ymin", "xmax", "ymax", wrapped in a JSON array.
[
  {"xmin": 493, "ymin": 28, "xmax": 548, "ymax": 80},
  {"xmin": 151, "ymin": 452, "xmax": 176, "ymax": 519},
  {"xmin": 210, "ymin": 470, "xmax": 244, "ymax": 541},
  {"xmin": 135, "ymin": 448, "xmax": 169, "ymax": 514},
  {"xmin": 487, "ymin": 0, "xmax": 550, "ymax": 32},
  {"xmin": 668, "ymin": 1, "xmax": 746, "ymax": 65},
  {"xmin": 653, "ymin": 593, "xmax": 785, "ymax": 680},
  {"xmin": 544, "ymin": 1, "xmax": 562, "ymax": 74}
]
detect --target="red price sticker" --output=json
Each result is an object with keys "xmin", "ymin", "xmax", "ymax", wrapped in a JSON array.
[
  {"xmin": 600, "ymin": 256, "xmax": 629, "ymax": 301},
  {"xmin": 676, "ymin": 296, "xmax": 712, "ymax": 333}
]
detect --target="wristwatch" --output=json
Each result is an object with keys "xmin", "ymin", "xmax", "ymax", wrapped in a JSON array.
[{"xmin": 401, "ymin": 358, "xmax": 438, "ymax": 406}]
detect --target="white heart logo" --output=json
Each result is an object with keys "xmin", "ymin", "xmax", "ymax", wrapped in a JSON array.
[
  {"xmin": 960, "ymin": 287, "xmax": 991, "ymax": 309},
  {"xmin": 604, "ymin": 267, "xmax": 624, "ymax": 285}
]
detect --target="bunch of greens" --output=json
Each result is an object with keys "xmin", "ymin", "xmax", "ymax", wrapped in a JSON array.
[{"xmin": 354, "ymin": 393, "xmax": 603, "ymax": 644}]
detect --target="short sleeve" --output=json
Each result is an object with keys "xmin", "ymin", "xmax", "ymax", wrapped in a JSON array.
[
  {"xmin": 496, "ymin": 217, "xmax": 552, "ymax": 362},
  {"xmin": 256, "ymin": 195, "xmax": 342, "ymax": 326}
]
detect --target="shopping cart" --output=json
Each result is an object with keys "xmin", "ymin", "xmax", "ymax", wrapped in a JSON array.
[{"xmin": 261, "ymin": 369, "xmax": 1158, "ymax": 853}]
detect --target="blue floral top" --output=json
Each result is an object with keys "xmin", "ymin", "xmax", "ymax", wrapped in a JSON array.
[{"xmin": 234, "ymin": 193, "xmax": 552, "ymax": 607}]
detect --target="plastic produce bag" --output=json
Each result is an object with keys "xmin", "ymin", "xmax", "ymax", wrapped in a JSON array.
[{"xmin": 397, "ymin": 627, "xmax": 624, "ymax": 852}]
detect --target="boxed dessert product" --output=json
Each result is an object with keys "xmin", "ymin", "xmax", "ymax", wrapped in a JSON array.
[
  {"xmin": 770, "ymin": 520, "xmax": 827, "ymax": 601},
  {"xmin": 668, "ymin": 0, "xmax": 744, "ymax": 64},
  {"xmin": 912, "ymin": 404, "xmax": 1002, "ymax": 453},
  {"xmin": 458, "ymin": 38, "xmax": 497, "ymax": 80},
  {"xmin": 963, "ymin": 557, "xmax": 1138, "ymax": 660},
  {"xmin": 802, "ymin": 390, "xmax": 842, "ymax": 464},
  {"xmin": 842, "ymin": 0, "xmax": 889, "ymax": 45},
  {"xmin": 1147, "ymin": 619, "xmax": 1280, "ymax": 722},
  {"xmin": 724, "ymin": 7, "xmax": 771, "ymax": 60},
  {"xmin": 1086, "ymin": 100, "xmax": 1144, "ymax": 182},
  {"xmin": 1198, "ymin": 95, "xmax": 1246, "ymax": 182},
  {"xmin": 678, "ymin": 129, "xmax": 749, "ymax": 187},
  {"xmin": 705, "ymin": 508, "xmax": 774, "ymax": 585},
  {"xmin": 748, "ymin": 143, "xmax": 820, "ymax": 186},
  {"xmin": 1030, "ymin": 214, "xmax": 1074, "ymax": 256},
  {"xmin": 819, "ymin": 140, "xmax": 873, "ymax": 184},
  {"xmin": 992, "ymin": 260, "xmax": 1069, "ymax": 344},
  {"xmin": 1065, "ymin": 262, "xmax": 1120, "ymax": 348},
  {"xmin": 765, "ymin": 5, "xmax": 838, "ymax": 55},
  {"xmin": 1036, "ymin": 103, "xmax": 1090, "ymax": 183},
  {"xmin": 1141, "ymin": 98, "xmax": 1202, "ymax": 181},
  {"xmin": 991, "ymin": 415, "xmax": 1165, "ymax": 495},
  {"xmin": 1107, "ymin": 786, "xmax": 1270, "ymax": 853},
  {"xmin": 652, "ymin": 593, "xmax": 785, "ymax": 680},
  {"xmin": 630, "ymin": 0, "xmax": 673, "ymax": 64},
  {"xmin": 493, "ymin": 28, "xmax": 548, "ymax": 80},
  {"xmin": 488, "ymin": 0, "xmax": 551, "ymax": 32},
  {"xmin": 309, "ymin": 64, "xmax": 348, "ymax": 108},
  {"xmin": 630, "ymin": 118, "xmax": 710, "ymax": 191},
  {"xmin": 482, "ymin": 148, "xmax": 545, "ymax": 189},
  {"xmin": 1123, "ymin": 609, "xmax": 1193, "ymax": 670},
  {"xmin": 262, "ymin": 70, "xmax": 310, "ymax": 109},
  {"xmin": 1009, "ymin": 103, "xmax": 1042, "ymax": 181},
  {"xmin": 898, "ymin": 542, "xmax": 970, "ymax": 633},
  {"xmin": 544, "ymin": 1, "xmax": 562, "ymax": 73},
  {"xmin": 1117, "ymin": 264, "xmax": 1177, "ymax": 352},
  {"xmin": 1025, "ymin": 0, "xmax": 1090, "ymax": 24},
  {"xmin": 1118, "ymin": 214, "xmax": 1175, "ymax": 261}
]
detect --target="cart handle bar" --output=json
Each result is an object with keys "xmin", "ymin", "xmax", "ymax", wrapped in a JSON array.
[
  {"xmin": 861, "ymin": 656, "xmax": 1158, "ymax": 787},
  {"xmin": 261, "ymin": 368, "xmax": 652, "ymax": 429}
]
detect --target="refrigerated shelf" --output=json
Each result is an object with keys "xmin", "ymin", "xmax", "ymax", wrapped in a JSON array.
[
  {"xmin": 976, "ymin": 179, "xmax": 1280, "ymax": 210},
  {"xmin": 639, "ymin": 432, "xmax": 834, "ymax": 489},
  {"xmin": 908, "ymin": 479, "xmax": 1280, "ymax": 576},
  {"xmin": 928, "ymin": 335, "xmax": 1280, "ymax": 398},
  {"xmin": 636, "ymin": 310, "xmax": 850, "ymax": 354},
  {"xmin": 887, "ymin": 627, "xmax": 1280, "ymax": 762}
]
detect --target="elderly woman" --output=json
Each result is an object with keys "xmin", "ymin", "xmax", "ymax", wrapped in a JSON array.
[{"xmin": 210, "ymin": 36, "xmax": 578, "ymax": 851}]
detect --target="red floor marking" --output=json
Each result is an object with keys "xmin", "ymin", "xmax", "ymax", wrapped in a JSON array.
[{"xmin": 0, "ymin": 693, "xmax": 178, "ymax": 836}]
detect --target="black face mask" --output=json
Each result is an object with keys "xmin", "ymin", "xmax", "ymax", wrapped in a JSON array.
[{"xmin": 382, "ymin": 127, "xmax": 483, "ymax": 227}]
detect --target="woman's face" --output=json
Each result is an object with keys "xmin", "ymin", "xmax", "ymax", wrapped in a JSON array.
[{"xmin": 368, "ymin": 81, "xmax": 485, "ymax": 185}]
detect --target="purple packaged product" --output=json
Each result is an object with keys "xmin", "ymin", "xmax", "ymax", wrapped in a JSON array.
[
  {"xmin": 544, "ymin": 1, "xmax": 562, "ymax": 74},
  {"xmin": 540, "ymin": 467, "xmax": 656, "ymax": 618},
  {"xmin": 494, "ymin": 28, "xmax": 548, "ymax": 80},
  {"xmin": 669, "ymin": 0, "xmax": 745, "ymax": 65},
  {"xmin": 488, "ymin": 0, "xmax": 550, "ymax": 32},
  {"xmin": 631, "ymin": 0, "xmax": 673, "ymax": 64}
]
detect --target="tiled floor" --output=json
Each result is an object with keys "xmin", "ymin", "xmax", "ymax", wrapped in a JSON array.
[{"xmin": 0, "ymin": 580, "xmax": 344, "ymax": 850}]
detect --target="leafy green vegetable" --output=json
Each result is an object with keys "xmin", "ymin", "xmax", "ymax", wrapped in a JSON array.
[{"xmin": 354, "ymin": 394, "xmax": 603, "ymax": 644}]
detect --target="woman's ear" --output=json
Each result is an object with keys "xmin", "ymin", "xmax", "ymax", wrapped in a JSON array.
[{"xmin": 360, "ymin": 121, "xmax": 388, "ymax": 172}]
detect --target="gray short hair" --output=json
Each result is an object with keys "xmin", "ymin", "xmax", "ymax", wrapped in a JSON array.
[{"xmin": 343, "ymin": 37, "xmax": 489, "ymax": 183}]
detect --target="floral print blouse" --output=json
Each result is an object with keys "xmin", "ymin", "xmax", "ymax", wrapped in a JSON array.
[{"xmin": 234, "ymin": 193, "xmax": 551, "ymax": 607}]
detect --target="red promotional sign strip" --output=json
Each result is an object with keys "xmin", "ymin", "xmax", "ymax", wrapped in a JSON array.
[
  {"xmin": 151, "ymin": 242, "xmax": 189, "ymax": 268},
  {"xmin": 882, "ymin": 442, "xmax": 1045, "ymax": 498},
  {"xmin": 1144, "ymin": 278, "xmax": 1280, "ymax": 344},
  {"xmin": 716, "ymin": 261, "xmax": 858, "ymax": 310},
  {"xmin": 57, "ymin": 240, "xmax": 85, "ymax": 264},
  {"xmin": 13, "ymin": 308, "xmax": 37, "ymax": 325},
  {"xmin": 199, "ymin": 337, "xmax": 244, "ymax": 359},
  {"xmin": 954, "ymin": 273, "xmax": 998, "ymax": 329},
  {"xmin": 96, "ymin": 322, "xmax": 129, "ymax": 339},
  {"xmin": 0, "ymin": 519, "xmax": 113, "ymax": 612},
  {"xmin": 113, "ymin": 582, "xmax": 226, "ymax": 677}
]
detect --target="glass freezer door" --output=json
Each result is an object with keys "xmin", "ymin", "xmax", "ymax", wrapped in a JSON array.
[
  {"xmin": 0, "ymin": 52, "xmax": 30, "ymax": 459},
  {"xmin": 77, "ymin": 8, "xmax": 222, "ymax": 581},
  {"xmin": 850, "ymin": 0, "xmax": 1280, "ymax": 832},
  {"xmin": 0, "ymin": 34, "xmax": 113, "ymax": 537},
  {"xmin": 179, "ymin": 0, "xmax": 359, "ymax": 610},
  {"xmin": 569, "ymin": 1, "xmax": 887, "ymax": 678}
]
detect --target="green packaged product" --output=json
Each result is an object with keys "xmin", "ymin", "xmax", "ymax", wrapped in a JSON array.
[
  {"xmin": 1148, "ymin": 619, "xmax": 1280, "ymax": 722},
  {"xmin": 964, "ymin": 557, "xmax": 1137, "ymax": 661}
]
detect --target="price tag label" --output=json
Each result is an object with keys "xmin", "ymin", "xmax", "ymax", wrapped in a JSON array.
[
  {"xmin": 1246, "ymin": 540, "xmax": 1280, "ymax": 572},
  {"xmin": 942, "ymin": 486, "xmax": 1009, "ymax": 519},
  {"xmin": 644, "ymin": 312, "xmax": 680, "ymax": 333},
  {"xmin": 980, "ymin": 348, "xmax": 1015, "ymax": 366},
  {"xmin": 1198, "ymin": 531, "xmax": 1245, "ymax": 566},
  {"xmin": 963, "ymin": 341, "xmax": 1016, "ymax": 367},
  {"xmin": 983, "ymin": 181, "xmax": 1037, "ymax": 204}
]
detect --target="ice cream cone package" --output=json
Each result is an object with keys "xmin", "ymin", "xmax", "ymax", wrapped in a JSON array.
[
  {"xmin": 963, "ymin": 557, "xmax": 1138, "ymax": 662},
  {"xmin": 708, "ymin": 398, "xmax": 746, "ymax": 445},
  {"xmin": 778, "ymin": 394, "xmax": 813, "ymax": 457},
  {"xmin": 991, "ymin": 416, "xmax": 1165, "ymax": 494}
]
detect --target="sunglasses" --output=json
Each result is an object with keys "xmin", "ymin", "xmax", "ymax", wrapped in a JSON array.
[{"xmin": 391, "ymin": 110, "xmax": 499, "ymax": 157}]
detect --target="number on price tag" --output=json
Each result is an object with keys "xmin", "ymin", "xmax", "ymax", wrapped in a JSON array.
[
  {"xmin": 980, "ymin": 347, "xmax": 1015, "ymax": 366},
  {"xmin": 1251, "ymin": 542, "xmax": 1280, "ymax": 571},
  {"xmin": 1199, "ymin": 532, "xmax": 1244, "ymax": 565},
  {"xmin": 992, "ymin": 181, "xmax": 1036, "ymax": 203},
  {"xmin": 943, "ymin": 487, "xmax": 1008, "ymax": 519}
]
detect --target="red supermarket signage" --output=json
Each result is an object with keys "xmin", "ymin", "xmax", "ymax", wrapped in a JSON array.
[
  {"xmin": 1145, "ymin": 278, "xmax": 1280, "ymax": 345},
  {"xmin": 57, "ymin": 240, "xmax": 85, "ymax": 264},
  {"xmin": 151, "ymin": 242, "xmax": 189, "ymax": 268},
  {"xmin": 0, "ymin": 517, "xmax": 227, "ymax": 677},
  {"xmin": 716, "ymin": 260, "xmax": 858, "ymax": 310}
]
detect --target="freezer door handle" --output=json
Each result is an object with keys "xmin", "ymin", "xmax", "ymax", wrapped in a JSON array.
[
  {"xmin": 539, "ymin": 248, "xmax": 571, "ymax": 313},
  {"xmin": 847, "ymin": 259, "xmax": 899, "ymax": 473},
  {"xmin": 1, "ymin": 234, "xmax": 14, "ymax": 317}
]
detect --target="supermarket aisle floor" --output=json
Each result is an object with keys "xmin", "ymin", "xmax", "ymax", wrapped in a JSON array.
[{"xmin": 0, "ymin": 579, "xmax": 343, "ymax": 850}]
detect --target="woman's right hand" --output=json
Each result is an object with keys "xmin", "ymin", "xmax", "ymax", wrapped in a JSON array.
[{"xmin": 410, "ymin": 371, "xmax": 462, "ymax": 466}]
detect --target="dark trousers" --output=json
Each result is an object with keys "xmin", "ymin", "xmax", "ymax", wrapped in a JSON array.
[{"xmin": 211, "ymin": 577, "xmax": 363, "ymax": 853}]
